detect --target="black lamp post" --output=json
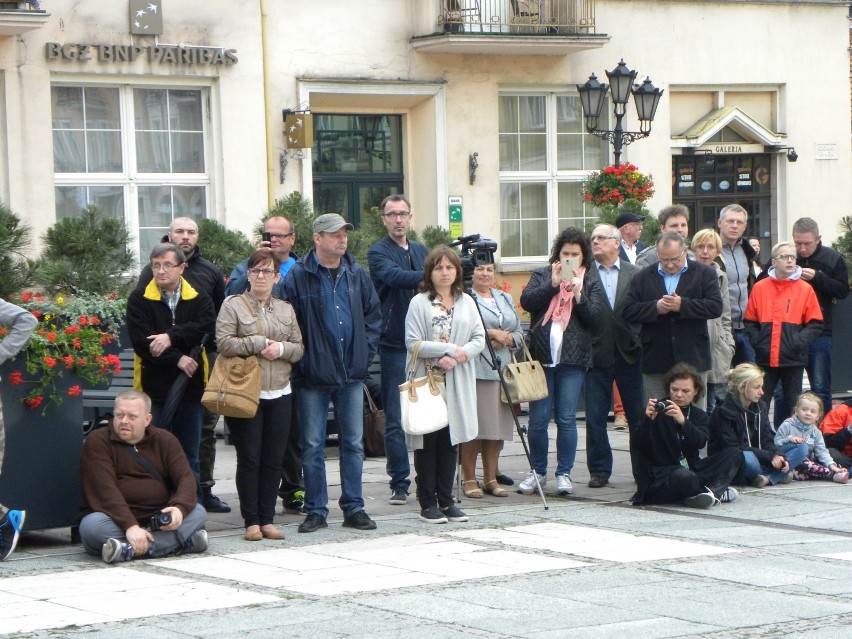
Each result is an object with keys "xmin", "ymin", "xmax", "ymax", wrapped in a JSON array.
[{"xmin": 576, "ymin": 59, "xmax": 663, "ymax": 166}]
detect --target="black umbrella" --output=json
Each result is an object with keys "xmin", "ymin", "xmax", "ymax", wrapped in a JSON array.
[{"xmin": 159, "ymin": 333, "xmax": 209, "ymax": 429}]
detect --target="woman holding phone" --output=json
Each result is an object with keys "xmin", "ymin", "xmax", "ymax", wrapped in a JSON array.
[{"xmin": 519, "ymin": 228, "xmax": 603, "ymax": 496}]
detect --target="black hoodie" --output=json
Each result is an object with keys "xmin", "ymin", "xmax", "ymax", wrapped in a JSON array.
[{"xmin": 708, "ymin": 391, "xmax": 777, "ymax": 467}]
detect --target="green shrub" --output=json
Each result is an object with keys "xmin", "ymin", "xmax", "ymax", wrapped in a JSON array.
[
  {"xmin": 33, "ymin": 205, "xmax": 134, "ymax": 296},
  {"xmin": 0, "ymin": 202, "xmax": 34, "ymax": 298},
  {"xmin": 832, "ymin": 216, "xmax": 852, "ymax": 284},
  {"xmin": 413, "ymin": 225, "xmax": 455, "ymax": 249},
  {"xmin": 197, "ymin": 218, "xmax": 254, "ymax": 277}
]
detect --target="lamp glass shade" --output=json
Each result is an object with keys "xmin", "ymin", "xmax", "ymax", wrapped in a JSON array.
[
  {"xmin": 576, "ymin": 74, "xmax": 607, "ymax": 119},
  {"xmin": 605, "ymin": 60, "xmax": 637, "ymax": 105},
  {"xmin": 632, "ymin": 77, "xmax": 663, "ymax": 123}
]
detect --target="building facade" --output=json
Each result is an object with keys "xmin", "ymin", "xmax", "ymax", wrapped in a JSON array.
[{"xmin": 1, "ymin": 0, "xmax": 849, "ymax": 276}]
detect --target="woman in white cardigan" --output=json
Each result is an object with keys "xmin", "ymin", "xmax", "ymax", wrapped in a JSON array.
[{"xmin": 405, "ymin": 246, "xmax": 485, "ymax": 524}]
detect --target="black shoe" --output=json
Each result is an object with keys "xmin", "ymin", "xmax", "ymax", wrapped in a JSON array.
[
  {"xmin": 419, "ymin": 506, "xmax": 448, "ymax": 524},
  {"xmin": 298, "ymin": 513, "xmax": 328, "ymax": 533},
  {"xmin": 495, "ymin": 474, "xmax": 514, "ymax": 486},
  {"xmin": 440, "ymin": 504, "xmax": 469, "ymax": 522},
  {"xmin": 342, "ymin": 510, "xmax": 377, "ymax": 530},
  {"xmin": 203, "ymin": 493, "xmax": 232, "ymax": 513},
  {"xmin": 587, "ymin": 476, "xmax": 609, "ymax": 488},
  {"xmin": 684, "ymin": 488, "xmax": 718, "ymax": 509},
  {"xmin": 388, "ymin": 487, "xmax": 408, "ymax": 505}
]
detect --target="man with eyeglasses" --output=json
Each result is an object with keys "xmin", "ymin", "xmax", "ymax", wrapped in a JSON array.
[
  {"xmin": 717, "ymin": 203, "xmax": 758, "ymax": 366},
  {"xmin": 367, "ymin": 194, "xmax": 428, "ymax": 505},
  {"xmin": 136, "ymin": 217, "xmax": 230, "ymax": 513},
  {"xmin": 791, "ymin": 217, "xmax": 848, "ymax": 417},
  {"xmin": 127, "ymin": 243, "xmax": 216, "ymax": 491},
  {"xmin": 584, "ymin": 224, "xmax": 645, "ymax": 486},
  {"xmin": 744, "ymin": 241, "xmax": 824, "ymax": 424},
  {"xmin": 624, "ymin": 232, "xmax": 723, "ymax": 410},
  {"xmin": 225, "ymin": 215, "xmax": 305, "ymax": 516}
]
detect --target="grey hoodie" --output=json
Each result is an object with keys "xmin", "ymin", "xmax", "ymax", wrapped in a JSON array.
[{"xmin": 0, "ymin": 298, "xmax": 38, "ymax": 370}]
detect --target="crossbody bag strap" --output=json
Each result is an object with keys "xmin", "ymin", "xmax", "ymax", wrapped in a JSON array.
[{"xmin": 124, "ymin": 444, "xmax": 169, "ymax": 489}]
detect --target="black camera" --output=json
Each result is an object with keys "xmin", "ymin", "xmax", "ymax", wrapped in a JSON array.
[
  {"xmin": 261, "ymin": 231, "xmax": 272, "ymax": 243},
  {"xmin": 449, "ymin": 234, "xmax": 498, "ymax": 290},
  {"xmin": 148, "ymin": 510, "xmax": 172, "ymax": 531},
  {"xmin": 654, "ymin": 400, "xmax": 668, "ymax": 413}
]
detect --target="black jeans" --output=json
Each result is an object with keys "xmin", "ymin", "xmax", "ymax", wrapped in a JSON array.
[
  {"xmin": 761, "ymin": 365, "xmax": 803, "ymax": 428},
  {"xmin": 227, "ymin": 394, "xmax": 292, "ymax": 527},
  {"xmin": 414, "ymin": 426, "xmax": 457, "ymax": 510}
]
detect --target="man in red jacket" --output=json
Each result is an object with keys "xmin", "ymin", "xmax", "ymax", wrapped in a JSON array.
[
  {"xmin": 744, "ymin": 241, "xmax": 823, "ymax": 424},
  {"xmin": 819, "ymin": 400, "xmax": 852, "ymax": 468}
]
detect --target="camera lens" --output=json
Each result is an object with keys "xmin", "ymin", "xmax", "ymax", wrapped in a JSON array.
[{"xmin": 655, "ymin": 401, "xmax": 667, "ymax": 412}]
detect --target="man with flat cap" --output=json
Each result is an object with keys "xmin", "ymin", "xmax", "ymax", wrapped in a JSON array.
[
  {"xmin": 283, "ymin": 213, "xmax": 382, "ymax": 534},
  {"xmin": 616, "ymin": 212, "xmax": 647, "ymax": 265}
]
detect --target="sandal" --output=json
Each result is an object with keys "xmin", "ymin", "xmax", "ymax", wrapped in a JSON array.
[
  {"xmin": 484, "ymin": 480, "xmax": 509, "ymax": 497},
  {"xmin": 462, "ymin": 479, "xmax": 483, "ymax": 498}
]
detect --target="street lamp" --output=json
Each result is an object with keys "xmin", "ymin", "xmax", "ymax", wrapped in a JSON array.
[{"xmin": 576, "ymin": 59, "xmax": 663, "ymax": 166}]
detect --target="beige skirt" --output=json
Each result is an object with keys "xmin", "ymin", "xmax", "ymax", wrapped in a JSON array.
[{"xmin": 475, "ymin": 379, "xmax": 514, "ymax": 441}]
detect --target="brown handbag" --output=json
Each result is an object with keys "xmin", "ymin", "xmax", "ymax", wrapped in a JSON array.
[
  {"xmin": 499, "ymin": 340, "xmax": 549, "ymax": 404},
  {"xmin": 362, "ymin": 384, "xmax": 386, "ymax": 457}
]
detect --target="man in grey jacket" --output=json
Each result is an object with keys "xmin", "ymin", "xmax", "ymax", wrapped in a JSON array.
[{"xmin": 0, "ymin": 298, "xmax": 38, "ymax": 560}]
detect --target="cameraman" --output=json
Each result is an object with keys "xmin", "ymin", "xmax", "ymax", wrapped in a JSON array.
[
  {"xmin": 79, "ymin": 391, "xmax": 208, "ymax": 563},
  {"xmin": 632, "ymin": 363, "xmax": 741, "ymax": 508}
]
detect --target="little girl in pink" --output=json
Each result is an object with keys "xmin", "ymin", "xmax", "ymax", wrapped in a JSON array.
[{"xmin": 775, "ymin": 392, "xmax": 849, "ymax": 483}]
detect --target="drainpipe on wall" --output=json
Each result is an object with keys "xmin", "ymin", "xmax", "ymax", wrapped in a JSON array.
[{"xmin": 260, "ymin": 0, "xmax": 275, "ymax": 208}]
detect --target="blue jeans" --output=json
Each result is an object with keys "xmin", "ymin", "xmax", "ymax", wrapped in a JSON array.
[
  {"xmin": 379, "ymin": 346, "xmax": 410, "ymax": 491},
  {"xmin": 298, "ymin": 381, "xmax": 365, "ymax": 519},
  {"xmin": 734, "ymin": 444, "xmax": 809, "ymax": 485},
  {"xmin": 527, "ymin": 364, "xmax": 585, "ymax": 477},
  {"xmin": 732, "ymin": 329, "xmax": 755, "ymax": 366},
  {"xmin": 152, "ymin": 401, "xmax": 202, "ymax": 488},
  {"xmin": 584, "ymin": 356, "xmax": 645, "ymax": 479},
  {"xmin": 806, "ymin": 335, "xmax": 833, "ymax": 415}
]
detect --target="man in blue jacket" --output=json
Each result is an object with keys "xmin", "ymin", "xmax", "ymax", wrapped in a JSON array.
[
  {"xmin": 284, "ymin": 214, "xmax": 381, "ymax": 533},
  {"xmin": 367, "ymin": 195, "xmax": 428, "ymax": 506}
]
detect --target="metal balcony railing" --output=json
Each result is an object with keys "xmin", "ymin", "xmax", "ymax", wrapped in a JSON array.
[{"xmin": 437, "ymin": 0, "xmax": 595, "ymax": 34}]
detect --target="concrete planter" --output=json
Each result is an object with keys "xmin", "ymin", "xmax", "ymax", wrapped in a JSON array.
[{"xmin": 0, "ymin": 355, "xmax": 83, "ymax": 531}]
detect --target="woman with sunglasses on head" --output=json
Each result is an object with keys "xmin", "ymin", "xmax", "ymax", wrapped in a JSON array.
[{"xmin": 217, "ymin": 251, "xmax": 304, "ymax": 542}]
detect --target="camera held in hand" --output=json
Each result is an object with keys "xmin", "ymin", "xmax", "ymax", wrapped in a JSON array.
[
  {"xmin": 654, "ymin": 400, "xmax": 668, "ymax": 413},
  {"xmin": 148, "ymin": 510, "xmax": 172, "ymax": 531}
]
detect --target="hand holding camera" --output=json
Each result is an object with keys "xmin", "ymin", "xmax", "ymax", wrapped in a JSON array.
[
  {"xmin": 148, "ymin": 506, "xmax": 182, "ymax": 532},
  {"xmin": 646, "ymin": 398, "xmax": 686, "ymax": 425}
]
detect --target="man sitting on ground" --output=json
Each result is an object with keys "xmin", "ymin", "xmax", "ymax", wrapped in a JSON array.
[
  {"xmin": 79, "ymin": 390, "xmax": 208, "ymax": 563},
  {"xmin": 819, "ymin": 399, "xmax": 852, "ymax": 469}
]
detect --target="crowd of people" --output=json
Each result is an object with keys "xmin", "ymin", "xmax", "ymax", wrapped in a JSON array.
[{"xmin": 0, "ymin": 196, "xmax": 849, "ymax": 564}]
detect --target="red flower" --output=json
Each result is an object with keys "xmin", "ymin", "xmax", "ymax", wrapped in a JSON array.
[
  {"xmin": 89, "ymin": 316, "xmax": 101, "ymax": 325},
  {"xmin": 72, "ymin": 337, "xmax": 82, "ymax": 350},
  {"xmin": 44, "ymin": 356, "xmax": 57, "ymax": 368},
  {"xmin": 7, "ymin": 370, "xmax": 23, "ymax": 385},
  {"xmin": 65, "ymin": 325, "xmax": 80, "ymax": 335},
  {"xmin": 20, "ymin": 292, "xmax": 32, "ymax": 302},
  {"xmin": 79, "ymin": 315, "xmax": 89, "ymax": 326},
  {"xmin": 24, "ymin": 395, "xmax": 43, "ymax": 409},
  {"xmin": 46, "ymin": 332, "xmax": 57, "ymax": 343},
  {"xmin": 62, "ymin": 355, "xmax": 75, "ymax": 368},
  {"xmin": 77, "ymin": 359, "xmax": 87, "ymax": 366},
  {"xmin": 31, "ymin": 310, "xmax": 42, "ymax": 319},
  {"xmin": 0, "ymin": 327, "xmax": 7, "ymax": 337},
  {"xmin": 67, "ymin": 385, "xmax": 82, "ymax": 397}
]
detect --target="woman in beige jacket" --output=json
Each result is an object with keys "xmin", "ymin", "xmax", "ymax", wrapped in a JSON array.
[{"xmin": 217, "ymin": 251, "xmax": 303, "ymax": 542}]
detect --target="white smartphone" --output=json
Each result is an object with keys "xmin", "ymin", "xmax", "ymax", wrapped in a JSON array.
[{"xmin": 560, "ymin": 257, "xmax": 581, "ymax": 282}]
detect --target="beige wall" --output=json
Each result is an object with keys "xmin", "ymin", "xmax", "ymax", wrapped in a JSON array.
[{"xmin": 3, "ymin": 0, "xmax": 850, "ymax": 263}]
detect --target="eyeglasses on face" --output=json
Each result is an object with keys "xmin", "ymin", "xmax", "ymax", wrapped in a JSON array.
[
  {"xmin": 589, "ymin": 234, "xmax": 617, "ymax": 242},
  {"xmin": 773, "ymin": 254, "xmax": 796, "ymax": 261},
  {"xmin": 382, "ymin": 211, "xmax": 411, "ymax": 219},
  {"xmin": 658, "ymin": 252, "xmax": 686, "ymax": 265},
  {"xmin": 266, "ymin": 232, "xmax": 294, "ymax": 239},
  {"xmin": 248, "ymin": 268, "xmax": 276, "ymax": 277},
  {"xmin": 152, "ymin": 263, "xmax": 180, "ymax": 272}
]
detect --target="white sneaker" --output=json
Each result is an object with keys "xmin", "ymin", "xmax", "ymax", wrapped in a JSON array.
[
  {"xmin": 517, "ymin": 471, "xmax": 546, "ymax": 495},
  {"xmin": 556, "ymin": 474, "xmax": 573, "ymax": 495},
  {"xmin": 719, "ymin": 487, "xmax": 738, "ymax": 503}
]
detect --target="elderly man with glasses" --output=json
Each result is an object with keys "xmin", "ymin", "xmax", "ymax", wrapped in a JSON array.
[
  {"xmin": 126, "ymin": 243, "xmax": 216, "ymax": 490},
  {"xmin": 624, "ymin": 232, "xmax": 723, "ymax": 411},
  {"xmin": 744, "ymin": 241, "xmax": 824, "ymax": 423}
]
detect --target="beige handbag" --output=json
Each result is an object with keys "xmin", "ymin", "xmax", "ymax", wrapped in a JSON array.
[
  {"xmin": 499, "ymin": 340, "xmax": 549, "ymax": 404},
  {"xmin": 201, "ymin": 295, "xmax": 262, "ymax": 418}
]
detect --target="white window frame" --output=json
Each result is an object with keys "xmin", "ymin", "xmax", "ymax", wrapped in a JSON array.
[
  {"xmin": 51, "ymin": 80, "xmax": 213, "ymax": 266},
  {"xmin": 498, "ymin": 90, "xmax": 608, "ymax": 271}
]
